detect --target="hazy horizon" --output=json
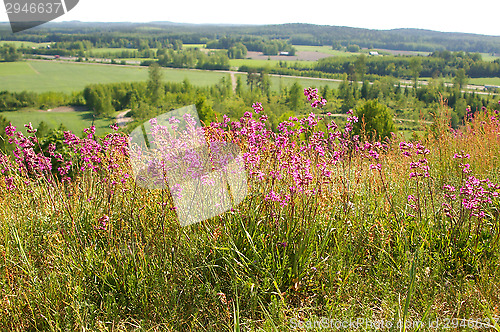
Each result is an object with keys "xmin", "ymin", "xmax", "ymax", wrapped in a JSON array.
[
  {"xmin": 1, "ymin": 20, "xmax": 500, "ymax": 38},
  {"xmin": 1, "ymin": 0, "xmax": 500, "ymax": 36}
]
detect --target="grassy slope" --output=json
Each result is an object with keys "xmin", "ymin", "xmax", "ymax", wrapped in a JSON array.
[
  {"xmin": 0, "ymin": 40, "xmax": 51, "ymax": 48},
  {"xmin": 294, "ymin": 45, "xmax": 361, "ymax": 56},
  {"xmin": 0, "ymin": 110, "xmax": 114, "ymax": 137},
  {"xmin": 229, "ymin": 58, "xmax": 314, "ymax": 69},
  {"xmin": 269, "ymin": 75, "xmax": 340, "ymax": 91},
  {"xmin": 0, "ymin": 107, "xmax": 499, "ymax": 330},
  {"xmin": 0, "ymin": 61, "xmax": 232, "ymax": 93}
]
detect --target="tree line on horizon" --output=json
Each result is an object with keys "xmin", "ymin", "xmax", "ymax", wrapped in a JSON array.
[{"xmin": 1, "ymin": 22, "xmax": 499, "ymax": 53}]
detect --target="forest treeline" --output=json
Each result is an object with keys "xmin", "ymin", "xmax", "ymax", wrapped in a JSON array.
[
  {"xmin": 6, "ymin": 37, "xmax": 499, "ymax": 80},
  {"xmin": 242, "ymin": 51, "xmax": 500, "ymax": 80},
  {"xmin": 0, "ymin": 44, "xmax": 22, "ymax": 62},
  {"xmin": 1, "ymin": 22, "xmax": 499, "ymax": 53}
]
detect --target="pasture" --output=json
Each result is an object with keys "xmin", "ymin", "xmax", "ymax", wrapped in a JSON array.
[
  {"xmin": 293, "ymin": 45, "xmax": 362, "ymax": 56},
  {"xmin": 86, "ymin": 47, "xmax": 139, "ymax": 55},
  {"xmin": 229, "ymin": 58, "xmax": 314, "ymax": 69},
  {"xmin": 0, "ymin": 109, "xmax": 115, "ymax": 136},
  {"xmin": 0, "ymin": 61, "xmax": 233, "ymax": 93},
  {"xmin": 480, "ymin": 53, "xmax": 500, "ymax": 62},
  {"xmin": 269, "ymin": 75, "xmax": 340, "ymax": 91},
  {"xmin": 0, "ymin": 40, "xmax": 51, "ymax": 48},
  {"xmin": 183, "ymin": 44, "xmax": 207, "ymax": 49},
  {"xmin": 469, "ymin": 77, "xmax": 500, "ymax": 86}
]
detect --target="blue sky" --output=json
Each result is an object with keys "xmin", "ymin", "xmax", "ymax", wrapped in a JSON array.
[{"xmin": 2, "ymin": 0, "xmax": 500, "ymax": 36}]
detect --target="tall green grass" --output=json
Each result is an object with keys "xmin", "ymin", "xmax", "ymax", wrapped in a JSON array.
[{"xmin": 0, "ymin": 100, "xmax": 499, "ymax": 331}]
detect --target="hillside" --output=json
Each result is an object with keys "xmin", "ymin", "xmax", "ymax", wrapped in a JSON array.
[{"xmin": 1, "ymin": 21, "xmax": 500, "ymax": 53}]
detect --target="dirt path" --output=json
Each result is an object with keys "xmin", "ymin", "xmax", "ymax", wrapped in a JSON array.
[
  {"xmin": 37, "ymin": 106, "xmax": 88, "ymax": 112},
  {"xmin": 230, "ymin": 72, "xmax": 237, "ymax": 93},
  {"xmin": 116, "ymin": 109, "xmax": 133, "ymax": 128}
]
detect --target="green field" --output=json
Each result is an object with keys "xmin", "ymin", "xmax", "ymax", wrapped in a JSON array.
[
  {"xmin": 87, "ymin": 47, "xmax": 148, "ymax": 55},
  {"xmin": 0, "ymin": 61, "xmax": 232, "ymax": 93},
  {"xmin": 0, "ymin": 61, "xmax": 35, "ymax": 75},
  {"xmin": 0, "ymin": 110, "xmax": 114, "ymax": 136},
  {"xmin": 293, "ymin": 45, "xmax": 434, "ymax": 57},
  {"xmin": 469, "ymin": 77, "xmax": 500, "ymax": 86},
  {"xmin": 87, "ymin": 47, "xmax": 137, "ymax": 55},
  {"xmin": 480, "ymin": 53, "xmax": 500, "ymax": 62},
  {"xmin": 421, "ymin": 76, "xmax": 500, "ymax": 87},
  {"xmin": 294, "ymin": 45, "xmax": 362, "ymax": 56},
  {"xmin": 269, "ymin": 75, "xmax": 340, "ymax": 92},
  {"xmin": 229, "ymin": 58, "xmax": 313, "ymax": 69},
  {"xmin": 0, "ymin": 40, "xmax": 51, "ymax": 48},
  {"xmin": 183, "ymin": 44, "xmax": 206, "ymax": 49}
]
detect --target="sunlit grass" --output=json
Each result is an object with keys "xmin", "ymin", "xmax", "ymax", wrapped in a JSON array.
[{"xmin": 0, "ymin": 97, "xmax": 499, "ymax": 330}]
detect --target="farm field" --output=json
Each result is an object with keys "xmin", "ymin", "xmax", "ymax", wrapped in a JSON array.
[
  {"xmin": 86, "ymin": 47, "xmax": 160, "ymax": 56},
  {"xmin": 0, "ymin": 109, "xmax": 114, "ymax": 136},
  {"xmin": 269, "ymin": 75, "xmax": 340, "ymax": 92},
  {"xmin": 183, "ymin": 44, "xmax": 206, "ymax": 49},
  {"xmin": 86, "ymin": 47, "xmax": 138, "ymax": 55},
  {"xmin": 469, "ymin": 77, "xmax": 500, "ymax": 86},
  {"xmin": 0, "ymin": 61, "xmax": 232, "ymax": 93},
  {"xmin": 420, "ymin": 76, "xmax": 500, "ymax": 88},
  {"xmin": 229, "ymin": 58, "xmax": 313, "ymax": 69},
  {"xmin": 293, "ymin": 45, "xmax": 362, "ymax": 56},
  {"xmin": 0, "ymin": 40, "xmax": 51, "ymax": 48},
  {"xmin": 480, "ymin": 53, "xmax": 500, "ymax": 62}
]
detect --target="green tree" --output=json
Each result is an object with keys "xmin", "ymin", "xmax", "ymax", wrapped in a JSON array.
[
  {"xmin": 338, "ymin": 74, "xmax": 355, "ymax": 113},
  {"xmin": 196, "ymin": 96, "xmax": 217, "ymax": 125},
  {"xmin": 246, "ymin": 69, "xmax": 259, "ymax": 92},
  {"xmin": 0, "ymin": 115, "xmax": 12, "ymax": 153},
  {"xmin": 258, "ymin": 71, "xmax": 271, "ymax": 96},
  {"xmin": 288, "ymin": 82, "xmax": 302, "ymax": 111},
  {"xmin": 409, "ymin": 57, "xmax": 423, "ymax": 91},
  {"xmin": 453, "ymin": 68, "xmax": 468, "ymax": 91},
  {"xmin": 354, "ymin": 99, "xmax": 396, "ymax": 140},
  {"xmin": 354, "ymin": 54, "xmax": 367, "ymax": 81},
  {"xmin": 347, "ymin": 44, "xmax": 360, "ymax": 52},
  {"xmin": 235, "ymin": 76, "xmax": 243, "ymax": 96},
  {"xmin": 37, "ymin": 121, "xmax": 51, "ymax": 138},
  {"xmin": 227, "ymin": 43, "xmax": 247, "ymax": 59},
  {"xmin": 148, "ymin": 62, "xmax": 163, "ymax": 105},
  {"xmin": 0, "ymin": 45, "xmax": 21, "ymax": 62},
  {"xmin": 83, "ymin": 85, "xmax": 114, "ymax": 118}
]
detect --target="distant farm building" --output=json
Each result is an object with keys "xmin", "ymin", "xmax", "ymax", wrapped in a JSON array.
[{"xmin": 369, "ymin": 51, "xmax": 379, "ymax": 56}]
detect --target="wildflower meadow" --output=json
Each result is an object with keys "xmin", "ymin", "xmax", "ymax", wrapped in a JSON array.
[{"xmin": 0, "ymin": 90, "xmax": 499, "ymax": 331}]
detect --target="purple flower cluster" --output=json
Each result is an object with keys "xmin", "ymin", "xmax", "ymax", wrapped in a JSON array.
[
  {"xmin": 1, "ymin": 121, "xmax": 130, "ymax": 190},
  {"xmin": 303, "ymin": 88, "xmax": 327, "ymax": 109},
  {"xmin": 442, "ymin": 153, "xmax": 500, "ymax": 219},
  {"xmin": 399, "ymin": 142, "xmax": 431, "ymax": 178}
]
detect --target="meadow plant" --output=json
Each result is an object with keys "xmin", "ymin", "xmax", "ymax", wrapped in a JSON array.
[{"xmin": 0, "ymin": 92, "xmax": 499, "ymax": 330}]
